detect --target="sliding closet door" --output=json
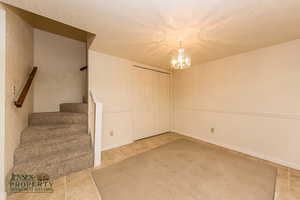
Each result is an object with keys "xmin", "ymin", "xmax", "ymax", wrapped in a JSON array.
[
  {"xmin": 133, "ymin": 68, "xmax": 156, "ymax": 140},
  {"xmin": 155, "ymin": 73, "xmax": 170, "ymax": 133},
  {"xmin": 132, "ymin": 68, "xmax": 170, "ymax": 140}
]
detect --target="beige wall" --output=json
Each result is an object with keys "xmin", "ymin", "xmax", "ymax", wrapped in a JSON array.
[
  {"xmin": 33, "ymin": 29, "xmax": 86, "ymax": 112},
  {"xmin": 173, "ymin": 39, "xmax": 300, "ymax": 170},
  {"xmin": 0, "ymin": 4, "xmax": 6, "ymax": 199},
  {"xmin": 4, "ymin": 5, "xmax": 34, "ymax": 187},
  {"xmin": 89, "ymin": 51, "xmax": 170, "ymax": 150}
]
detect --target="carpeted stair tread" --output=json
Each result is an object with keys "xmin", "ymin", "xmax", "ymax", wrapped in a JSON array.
[
  {"xmin": 15, "ymin": 134, "xmax": 91, "ymax": 164},
  {"xmin": 13, "ymin": 146, "xmax": 93, "ymax": 179},
  {"xmin": 60, "ymin": 103, "xmax": 88, "ymax": 113},
  {"xmin": 12, "ymin": 102, "xmax": 93, "ymax": 182},
  {"xmin": 20, "ymin": 132, "xmax": 89, "ymax": 148},
  {"xmin": 29, "ymin": 112, "xmax": 87, "ymax": 126},
  {"xmin": 21, "ymin": 124, "xmax": 88, "ymax": 144}
]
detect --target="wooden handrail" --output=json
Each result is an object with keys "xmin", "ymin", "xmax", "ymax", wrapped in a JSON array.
[
  {"xmin": 14, "ymin": 67, "xmax": 38, "ymax": 108},
  {"xmin": 80, "ymin": 66, "xmax": 87, "ymax": 71}
]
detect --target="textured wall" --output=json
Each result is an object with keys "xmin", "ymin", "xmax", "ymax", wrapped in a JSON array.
[
  {"xmin": 89, "ymin": 51, "xmax": 171, "ymax": 150},
  {"xmin": 33, "ymin": 29, "xmax": 86, "ymax": 112},
  {"xmin": 4, "ymin": 5, "xmax": 34, "ymax": 186},
  {"xmin": 173, "ymin": 39, "xmax": 300, "ymax": 170},
  {"xmin": 0, "ymin": 4, "xmax": 6, "ymax": 198}
]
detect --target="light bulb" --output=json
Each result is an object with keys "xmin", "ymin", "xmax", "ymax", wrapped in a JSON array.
[{"xmin": 171, "ymin": 60, "xmax": 177, "ymax": 65}]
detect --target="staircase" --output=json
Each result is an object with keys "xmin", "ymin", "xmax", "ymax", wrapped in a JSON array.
[{"xmin": 12, "ymin": 103, "xmax": 93, "ymax": 179}]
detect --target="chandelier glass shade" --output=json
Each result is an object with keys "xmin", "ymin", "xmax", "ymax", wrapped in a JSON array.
[{"xmin": 171, "ymin": 41, "xmax": 191, "ymax": 70}]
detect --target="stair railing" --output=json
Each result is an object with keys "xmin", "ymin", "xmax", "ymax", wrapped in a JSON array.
[
  {"xmin": 14, "ymin": 67, "xmax": 38, "ymax": 108},
  {"xmin": 80, "ymin": 66, "xmax": 87, "ymax": 71},
  {"xmin": 90, "ymin": 91, "xmax": 103, "ymax": 167}
]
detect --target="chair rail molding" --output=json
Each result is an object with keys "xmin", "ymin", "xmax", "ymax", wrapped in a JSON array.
[{"xmin": 90, "ymin": 91, "xmax": 103, "ymax": 168}]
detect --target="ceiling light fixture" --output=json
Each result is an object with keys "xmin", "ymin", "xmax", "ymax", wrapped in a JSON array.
[{"xmin": 171, "ymin": 40, "xmax": 191, "ymax": 70}]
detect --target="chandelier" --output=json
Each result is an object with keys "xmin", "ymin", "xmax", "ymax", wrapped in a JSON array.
[{"xmin": 171, "ymin": 41, "xmax": 191, "ymax": 70}]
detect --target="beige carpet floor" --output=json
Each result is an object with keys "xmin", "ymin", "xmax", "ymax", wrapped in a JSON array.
[{"xmin": 92, "ymin": 139, "xmax": 277, "ymax": 200}]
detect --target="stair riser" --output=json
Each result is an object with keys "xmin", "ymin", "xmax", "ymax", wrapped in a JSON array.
[
  {"xmin": 60, "ymin": 103, "xmax": 88, "ymax": 114},
  {"xmin": 29, "ymin": 115, "xmax": 87, "ymax": 126},
  {"xmin": 13, "ymin": 153, "xmax": 93, "ymax": 180},
  {"xmin": 15, "ymin": 137, "xmax": 91, "ymax": 164},
  {"xmin": 21, "ymin": 126, "xmax": 88, "ymax": 144}
]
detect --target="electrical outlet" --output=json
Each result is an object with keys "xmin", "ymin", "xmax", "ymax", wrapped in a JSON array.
[
  {"xmin": 210, "ymin": 128, "xmax": 215, "ymax": 133},
  {"xmin": 109, "ymin": 131, "xmax": 114, "ymax": 136}
]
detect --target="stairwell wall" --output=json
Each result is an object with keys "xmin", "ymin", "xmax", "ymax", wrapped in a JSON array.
[
  {"xmin": 0, "ymin": 4, "xmax": 6, "ymax": 200},
  {"xmin": 33, "ymin": 29, "xmax": 86, "ymax": 112},
  {"xmin": 4, "ymin": 4, "xmax": 34, "ymax": 191}
]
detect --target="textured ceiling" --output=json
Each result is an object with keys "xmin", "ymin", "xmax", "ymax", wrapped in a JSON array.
[
  {"xmin": 7, "ymin": 5, "xmax": 88, "ymax": 42},
  {"xmin": 1, "ymin": 0, "xmax": 300, "ymax": 69}
]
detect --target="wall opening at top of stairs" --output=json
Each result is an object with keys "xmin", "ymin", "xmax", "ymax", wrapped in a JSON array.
[
  {"xmin": 2, "ymin": 4, "xmax": 91, "ymax": 112},
  {"xmin": 27, "ymin": 10, "xmax": 90, "ymax": 112},
  {"xmin": 33, "ymin": 28, "xmax": 87, "ymax": 112}
]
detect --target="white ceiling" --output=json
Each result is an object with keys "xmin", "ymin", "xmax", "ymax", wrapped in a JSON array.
[{"xmin": 2, "ymin": 0, "xmax": 300, "ymax": 69}]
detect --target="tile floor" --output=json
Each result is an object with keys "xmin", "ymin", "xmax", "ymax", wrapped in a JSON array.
[{"xmin": 7, "ymin": 132, "xmax": 300, "ymax": 200}]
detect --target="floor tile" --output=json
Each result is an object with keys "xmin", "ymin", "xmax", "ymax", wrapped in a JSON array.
[{"xmin": 66, "ymin": 170, "xmax": 101, "ymax": 200}]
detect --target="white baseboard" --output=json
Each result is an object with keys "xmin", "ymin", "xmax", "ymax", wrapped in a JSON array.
[
  {"xmin": 102, "ymin": 140, "xmax": 133, "ymax": 151},
  {"xmin": 0, "ymin": 192, "xmax": 6, "ymax": 200},
  {"xmin": 176, "ymin": 131, "xmax": 300, "ymax": 171}
]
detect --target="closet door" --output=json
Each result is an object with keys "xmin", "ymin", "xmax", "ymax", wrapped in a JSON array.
[
  {"xmin": 155, "ymin": 73, "xmax": 170, "ymax": 133},
  {"xmin": 132, "ymin": 68, "xmax": 170, "ymax": 140},
  {"xmin": 132, "ymin": 68, "xmax": 156, "ymax": 140}
]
